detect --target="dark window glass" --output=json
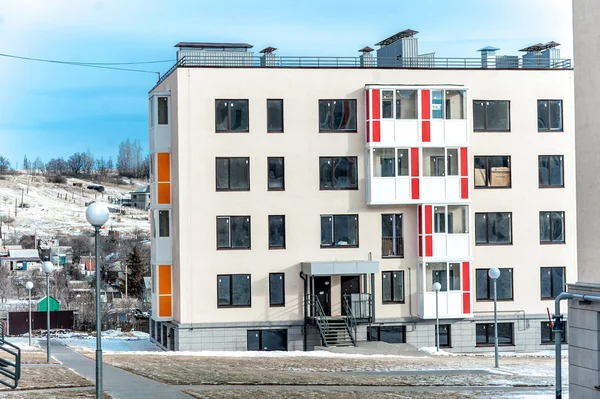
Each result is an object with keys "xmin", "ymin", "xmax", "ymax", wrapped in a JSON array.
[
  {"xmin": 217, "ymin": 275, "xmax": 231, "ymax": 306},
  {"xmin": 368, "ymin": 326, "xmax": 406, "ymax": 344},
  {"xmin": 157, "ymin": 97, "xmax": 169, "ymax": 125},
  {"xmin": 475, "ymin": 212, "xmax": 512, "ymax": 245},
  {"xmin": 320, "ymin": 215, "xmax": 359, "ymax": 247},
  {"xmin": 247, "ymin": 330, "xmax": 260, "ymax": 350},
  {"xmin": 216, "ymin": 217, "xmax": 230, "ymax": 248},
  {"xmin": 216, "ymin": 216, "xmax": 251, "ymax": 249},
  {"xmin": 382, "ymin": 271, "xmax": 404, "ymax": 303},
  {"xmin": 539, "ymin": 155, "xmax": 564, "ymax": 187},
  {"xmin": 269, "ymin": 273, "xmax": 285, "ymax": 306},
  {"xmin": 382, "ymin": 91, "xmax": 393, "ymax": 119},
  {"xmin": 476, "ymin": 323, "xmax": 514, "ymax": 345},
  {"xmin": 397, "ymin": 149, "xmax": 409, "ymax": 176},
  {"xmin": 319, "ymin": 157, "xmax": 358, "ymax": 190},
  {"xmin": 267, "ymin": 157, "xmax": 284, "ymax": 190},
  {"xmin": 473, "ymin": 100, "xmax": 510, "ymax": 131},
  {"xmin": 319, "ymin": 100, "xmax": 357, "ymax": 132},
  {"xmin": 215, "ymin": 157, "xmax": 250, "ymax": 191},
  {"xmin": 538, "ymin": 100, "xmax": 563, "ymax": 131},
  {"xmin": 247, "ymin": 329, "xmax": 288, "ymax": 351},
  {"xmin": 267, "ymin": 99, "xmax": 283, "ymax": 132},
  {"xmin": 381, "ymin": 214, "xmax": 403, "ymax": 257},
  {"xmin": 541, "ymin": 321, "xmax": 567, "ymax": 344},
  {"xmin": 158, "ymin": 210, "xmax": 169, "ymax": 237},
  {"xmin": 435, "ymin": 324, "xmax": 451, "ymax": 347},
  {"xmin": 268, "ymin": 215, "xmax": 285, "ymax": 249},
  {"xmin": 476, "ymin": 268, "xmax": 513, "ymax": 300},
  {"xmin": 215, "ymin": 99, "xmax": 249, "ymax": 132},
  {"xmin": 474, "ymin": 156, "xmax": 511, "ymax": 188},
  {"xmin": 541, "ymin": 267, "xmax": 565, "ymax": 299},
  {"xmin": 539, "ymin": 212, "xmax": 565, "ymax": 243},
  {"xmin": 217, "ymin": 274, "xmax": 251, "ymax": 308}
]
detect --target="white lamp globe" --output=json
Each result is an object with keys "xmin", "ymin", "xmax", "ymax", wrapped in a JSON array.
[
  {"xmin": 25, "ymin": 281, "xmax": 33, "ymax": 290},
  {"xmin": 86, "ymin": 202, "xmax": 110, "ymax": 227},
  {"xmin": 488, "ymin": 267, "xmax": 501, "ymax": 280},
  {"xmin": 433, "ymin": 282, "xmax": 442, "ymax": 292},
  {"xmin": 41, "ymin": 261, "xmax": 54, "ymax": 274}
]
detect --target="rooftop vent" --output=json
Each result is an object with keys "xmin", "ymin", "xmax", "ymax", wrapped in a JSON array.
[
  {"xmin": 477, "ymin": 46, "xmax": 500, "ymax": 68},
  {"xmin": 260, "ymin": 46, "xmax": 277, "ymax": 66},
  {"xmin": 359, "ymin": 46, "xmax": 375, "ymax": 67}
]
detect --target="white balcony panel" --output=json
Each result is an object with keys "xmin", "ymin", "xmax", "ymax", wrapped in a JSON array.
[
  {"xmin": 420, "ymin": 178, "xmax": 445, "ymax": 202},
  {"xmin": 380, "ymin": 120, "xmax": 395, "ymax": 143},
  {"xmin": 430, "ymin": 120, "xmax": 444, "ymax": 143},
  {"xmin": 421, "ymin": 291, "xmax": 465, "ymax": 319},
  {"xmin": 445, "ymin": 120, "xmax": 468, "ymax": 144},
  {"xmin": 154, "ymin": 125, "xmax": 171, "ymax": 152},
  {"xmin": 395, "ymin": 178, "xmax": 411, "ymax": 202},
  {"xmin": 447, "ymin": 291, "xmax": 464, "ymax": 317},
  {"xmin": 432, "ymin": 235, "xmax": 447, "ymax": 257},
  {"xmin": 446, "ymin": 234, "xmax": 471, "ymax": 258},
  {"xmin": 371, "ymin": 178, "xmax": 396, "ymax": 203},
  {"xmin": 445, "ymin": 177, "xmax": 461, "ymax": 201},
  {"xmin": 152, "ymin": 237, "xmax": 173, "ymax": 265},
  {"xmin": 395, "ymin": 120, "xmax": 419, "ymax": 144}
]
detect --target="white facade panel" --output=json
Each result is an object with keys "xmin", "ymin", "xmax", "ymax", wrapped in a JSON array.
[
  {"xmin": 371, "ymin": 178, "xmax": 395, "ymax": 203},
  {"xmin": 432, "ymin": 235, "xmax": 447, "ymax": 257},
  {"xmin": 446, "ymin": 234, "xmax": 470, "ymax": 258},
  {"xmin": 380, "ymin": 120, "xmax": 395, "ymax": 142},
  {"xmin": 420, "ymin": 178, "xmax": 445, "ymax": 202},
  {"xmin": 445, "ymin": 120, "xmax": 468, "ymax": 144},
  {"xmin": 395, "ymin": 178, "xmax": 411, "ymax": 202},
  {"xmin": 395, "ymin": 120, "xmax": 419, "ymax": 144},
  {"xmin": 430, "ymin": 120, "xmax": 444, "ymax": 142},
  {"xmin": 445, "ymin": 177, "xmax": 461, "ymax": 200}
]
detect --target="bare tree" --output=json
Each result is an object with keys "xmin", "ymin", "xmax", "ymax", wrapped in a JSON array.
[
  {"xmin": 68, "ymin": 152, "xmax": 86, "ymax": 175},
  {"xmin": 0, "ymin": 265, "xmax": 12, "ymax": 304},
  {"xmin": 0, "ymin": 155, "xmax": 11, "ymax": 174}
]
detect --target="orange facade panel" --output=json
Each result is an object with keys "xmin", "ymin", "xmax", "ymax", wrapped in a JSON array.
[
  {"xmin": 158, "ymin": 265, "xmax": 172, "ymax": 295},
  {"xmin": 157, "ymin": 153, "xmax": 170, "ymax": 182},
  {"xmin": 157, "ymin": 183, "xmax": 171, "ymax": 204},
  {"xmin": 159, "ymin": 296, "xmax": 172, "ymax": 318}
]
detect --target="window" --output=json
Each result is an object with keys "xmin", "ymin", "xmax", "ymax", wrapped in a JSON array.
[
  {"xmin": 215, "ymin": 99, "xmax": 249, "ymax": 132},
  {"xmin": 268, "ymin": 215, "xmax": 285, "ymax": 249},
  {"xmin": 216, "ymin": 157, "xmax": 250, "ymax": 191},
  {"xmin": 435, "ymin": 324, "xmax": 452, "ymax": 347},
  {"xmin": 476, "ymin": 268, "xmax": 513, "ymax": 300},
  {"xmin": 382, "ymin": 271, "xmax": 404, "ymax": 303},
  {"xmin": 474, "ymin": 156, "xmax": 511, "ymax": 188},
  {"xmin": 269, "ymin": 273, "xmax": 285, "ymax": 306},
  {"xmin": 216, "ymin": 216, "xmax": 251, "ymax": 249},
  {"xmin": 247, "ymin": 329, "xmax": 287, "ymax": 351},
  {"xmin": 540, "ymin": 267, "xmax": 566, "ymax": 299},
  {"xmin": 473, "ymin": 100, "xmax": 510, "ymax": 131},
  {"xmin": 367, "ymin": 326, "xmax": 406, "ymax": 343},
  {"xmin": 318, "ymin": 99, "xmax": 357, "ymax": 132},
  {"xmin": 433, "ymin": 205, "xmax": 469, "ymax": 234},
  {"xmin": 539, "ymin": 155, "xmax": 564, "ymax": 187},
  {"xmin": 267, "ymin": 157, "xmax": 284, "ymax": 190},
  {"xmin": 476, "ymin": 323, "xmax": 514, "ymax": 346},
  {"xmin": 319, "ymin": 157, "xmax": 358, "ymax": 189},
  {"xmin": 372, "ymin": 149, "xmax": 410, "ymax": 177},
  {"xmin": 158, "ymin": 210, "xmax": 169, "ymax": 237},
  {"xmin": 538, "ymin": 100, "xmax": 563, "ymax": 131},
  {"xmin": 217, "ymin": 274, "xmax": 251, "ymax": 307},
  {"xmin": 426, "ymin": 262, "xmax": 461, "ymax": 292},
  {"xmin": 320, "ymin": 214, "xmax": 359, "ymax": 247},
  {"xmin": 381, "ymin": 90, "xmax": 417, "ymax": 119},
  {"xmin": 381, "ymin": 214, "xmax": 403, "ymax": 257},
  {"xmin": 423, "ymin": 148, "xmax": 459, "ymax": 177},
  {"xmin": 541, "ymin": 321, "xmax": 567, "ymax": 344},
  {"xmin": 157, "ymin": 97, "xmax": 169, "ymax": 125},
  {"xmin": 267, "ymin": 99, "xmax": 283, "ymax": 132},
  {"xmin": 475, "ymin": 212, "xmax": 512, "ymax": 245},
  {"xmin": 430, "ymin": 90, "xmax": 466, "ymax": 120},
  {"xmin": 539, "ymin": 211, "xmax": 565, "ymax": 244}
]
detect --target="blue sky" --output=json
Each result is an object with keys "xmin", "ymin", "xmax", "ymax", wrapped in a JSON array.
[{"xmin": 0, "ymin": 0, "xmax": 572, "ymax": 167}]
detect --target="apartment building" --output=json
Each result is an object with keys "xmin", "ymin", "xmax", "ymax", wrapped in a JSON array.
[{"xmin": 147, "ymin": 30, "xmax": 576, "ymax": 353}]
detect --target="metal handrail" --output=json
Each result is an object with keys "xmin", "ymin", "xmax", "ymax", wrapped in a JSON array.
[
  {"xmin": 342, "ymin": 294, "xmax": 357, "ymax": 346},
  {"xmin": 311, "ymin": 295, "xmax": 329, "ymax": 332},
  {"xmin": 0, "ymin": 324, "xmax": 21, "ymax": 389}
]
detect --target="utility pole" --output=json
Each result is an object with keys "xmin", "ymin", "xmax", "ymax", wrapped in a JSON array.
[
  {"xmin": 14, "ymin": 198, "xmax": 17, "ymax": 216},
  {"xmin": 21, "ymin": 189, "xmax": 24, "ymax": 208}
]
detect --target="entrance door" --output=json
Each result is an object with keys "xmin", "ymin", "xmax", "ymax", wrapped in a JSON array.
[
  {"xmin": 341, "ymin": 276, "xmax": 360, "ymax": 316},
  {"xmin": 314, "ymin": 276, "xmax": 331, "ymax": 316}
]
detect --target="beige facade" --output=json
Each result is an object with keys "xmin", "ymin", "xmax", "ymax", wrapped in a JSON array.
[{"xmin": 148, "ymin": 39, "xmax": 575, "ymax": 353}]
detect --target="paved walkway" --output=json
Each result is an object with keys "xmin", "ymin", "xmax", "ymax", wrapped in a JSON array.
[{"xmin": 46, "ymin": 340, "xmax": 191, "ymax": 399}]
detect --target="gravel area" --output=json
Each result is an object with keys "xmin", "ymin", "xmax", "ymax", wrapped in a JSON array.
[
  {"xmin": 0, "ymin": 365, "xmax": 92, "ymax": 392},
  {"xmin": 0, "ymin": 389, "xmax": 112, "ymax": 398}
]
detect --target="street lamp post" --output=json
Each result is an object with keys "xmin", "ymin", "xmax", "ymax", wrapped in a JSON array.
[
  {"xmin": 488, "ymin": 267, "xmax": 501, "ymax": 368},
  {"xmin": 86, "ymin": 202, "xmax": 110, "ymax": 399},
  {"xmin": 41, "ymin": 260, "xmax": 54, "ymax": 363},
  {"xmin": 433, "ymin": 282, "xmax": 442, "ymax": 352},
  {"xmin": 25, "ymin": 281, "xmax": 33, "ymax": 347}
]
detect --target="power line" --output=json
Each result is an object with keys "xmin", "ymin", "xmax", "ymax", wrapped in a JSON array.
[{"xmin": 0, "ymin": 52, "xmax": 172, "ymax": 76}]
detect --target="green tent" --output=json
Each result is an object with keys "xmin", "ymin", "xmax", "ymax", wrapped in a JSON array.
[{"xmin": 37, "ymin": 296, "xmax": 60, "ymax": 312}]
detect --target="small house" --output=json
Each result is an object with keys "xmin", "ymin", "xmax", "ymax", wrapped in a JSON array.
[
  {"xmin": 37, "ymin": 296, "xmax": 60, "ymax": 312},
  {"xmin": 130, "ymin": 185, "xmax": 150, "ymax": 210}
]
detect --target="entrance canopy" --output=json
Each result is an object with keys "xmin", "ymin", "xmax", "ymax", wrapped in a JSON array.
[{"xmin": 301, "ymin": 261, "xmax": 378, "ymax": 276}]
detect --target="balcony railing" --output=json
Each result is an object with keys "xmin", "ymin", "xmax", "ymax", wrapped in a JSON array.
[{"xmin": 382, "ymin": 236, "xmax": 404, "ymax": 258}]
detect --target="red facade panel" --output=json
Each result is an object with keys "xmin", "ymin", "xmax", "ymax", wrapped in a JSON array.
[
  {"xmin": 460, "ymin": 147, "xmax": 468, "ymax": 176},
  {"xmin": 417, "ymin": 205, "xmax": 422, "ymax": 234},
  {"xmin": 425, "ymin": 236, "xmax": 433, "ymax": 257},
  {"xmin": 411, "ymin": 178, "xmax": 420, "ymax": 199},
  {"xmin": 410, "ymin": 148, "xmax": 419, "ymax": 177},
  {"xmin": 421, "ymin": 90, "xmax": 431, "ymax": 119},
  {"xmin": 372, "ymin": 89, "xmax": 381, "ymax": 119},
  {"xmin": 366, "ymin": 121, "xmax": 371, "ymax": 142},
  {"xmin": 366, "ymin": 91, "xmax": 371, "ymax": 142},
  {"xmin": 461, "ymin": 177, "xmax": 469, "ymax": 199},
  {"xmin": 422, "ymin": 121, "xmax": 431, "ymax": 142},
  {"xmin": 463, "ymin": 293, "xmax": 471, "ymax": 314},
  {"xmin": 462, "ymin": 262, "xmax": 470, "ymax": 291},
  {"xmin": 424, "ymin": 205, "xmax": 432, "ymax": 235},
  {"xmin": 373, "ymin": 121, "xmax": 381, "ymax": 142},
  {"xmin": 418, "ymin": 237, "xmax": 423, "ymax": 257}
]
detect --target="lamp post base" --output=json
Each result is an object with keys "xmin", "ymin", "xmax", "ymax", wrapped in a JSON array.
[{"xmin": 96, "ymin": 349, "xmax": 102, "ymax": 398}]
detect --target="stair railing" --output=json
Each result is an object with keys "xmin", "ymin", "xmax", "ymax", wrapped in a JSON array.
[
  {"xmin": 342, "ymin": 294, "xmax": 357, "ymax": 346},
  {"xmin": 309, "ymin": 295, "xmax": 330, "ymax": 346},
  {"xmin": 0, "ymin": 323, "xmax": 21, "ymax": 389}
]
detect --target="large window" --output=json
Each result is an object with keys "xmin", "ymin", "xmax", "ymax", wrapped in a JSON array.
[
  {"xmin": 539, "ymin": 155, "xmax": 564, "ymax": 187},
  {"xmin": 541, "ymin": 267, "xmax": 565, "ymax": 299},
  {"xmin": 319, "ymin": 157, "xmax": 358, "ymax": 189},
  {"xmin": 422, "ymin": 148, "xmax": 459, "ymax": 177},
  {"xmin": 474, "ymin": 156, "xmax": 511, "ymax": 188},
  {"xmin": 247, "ymin": 329, "xmax": 287, "ymax": 351},
  {"xmin": 216, "ymin": 157, "xmax": 250, "ymax": 191},
  {"xmin": 319, "ymin": 100, "xmax": 357, "ymax": 132},
  {"xmin": 382, "ymin": 271, "xmax": 404, "ymax": 303},
  {"xmin": 541, "ymin": 321, "xmax": 567, "ymax": 344},
  {"xmin": 372, "ymin": 148, "xmax": 410, "ymax": 177},
  {"xmin": 431, "ymin": 90, "xmax": 466, "ymax": 120},
  {"xmin": 426, "ymin": 262, "xmax": 461, "ymax": 292},
  {"xmin": 539, "ymin": 211, "xmax": 565, "ymax": 244},
  {"xmin": 433, "ymin": 205, "xmax": 469, "ymax": 234},
  {"xmin": 475, "ymin": 212, "xmax": 512, "ymax": 245},
  {"xmin": 217, "ymin": 216, "xmax": 251, "ymax": 249},
  {"xmin": 269, "ymin": 273, "xmax": 285, "ymax": 306},
  {"xmin": 267, "ymin": 157, "xmax": 284, "ymax": 190},
  {"xmin": 217, "ymin": 274, "xmax": 251, "ymax": 307},
  {"xmin": 476, "ymin": 268, "xmax": 513, "ymax": 301},
  {"xmin": 381, "ymin": 90, "xmax": 417, "ymax": 119},
  {"xmin": 473, "ymin": 100, "xmax": 510, "ymax": 131},
  {"xmin": 157, "ymin": 97, "xmax": 169, "ymax": 125},
  {"xmin": 476, "ymin": 323, "xmax": 514, "ymax": 346},
  {"xmin": 320, "ymin": 214, "xmax": 358, "ymax": 247},
  {"xmin": 268, "ymin": 215, "xmax": 286, "ymax": 249},
  {"xmin": 435, "ymin": 324, "xmax": 452, "ymax": 347},
  {"xmin": 367, "ymin": 326, "xmax": 406, "ymax": 343},
  {"xmin": 538, "ymin": 100, "xmax": 563, "ymax": 132},
  {"xmin": 215, "ymin": 99, "xmax": 249, "ymax": 132},
  {"xmin": 267, "ymin": 99, "xmax": 283, "ymax": 133},
  {"xmin": 382, "ymin": 214, "xmax": 403, "ymax": 257}
]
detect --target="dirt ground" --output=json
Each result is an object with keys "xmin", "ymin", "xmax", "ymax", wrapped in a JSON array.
[
  {"xmin": 0, "ymin": 389, "xmax": 112, "ymax": 398},
  {"xmin": 0, "ymin": 366, "xmax": 92, "ymax": 392}
]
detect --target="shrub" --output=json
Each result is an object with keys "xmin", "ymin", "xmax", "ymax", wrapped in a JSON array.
[{"xmin": 46, "ymin": 175, "xmax": 66, "ymax": 184}]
